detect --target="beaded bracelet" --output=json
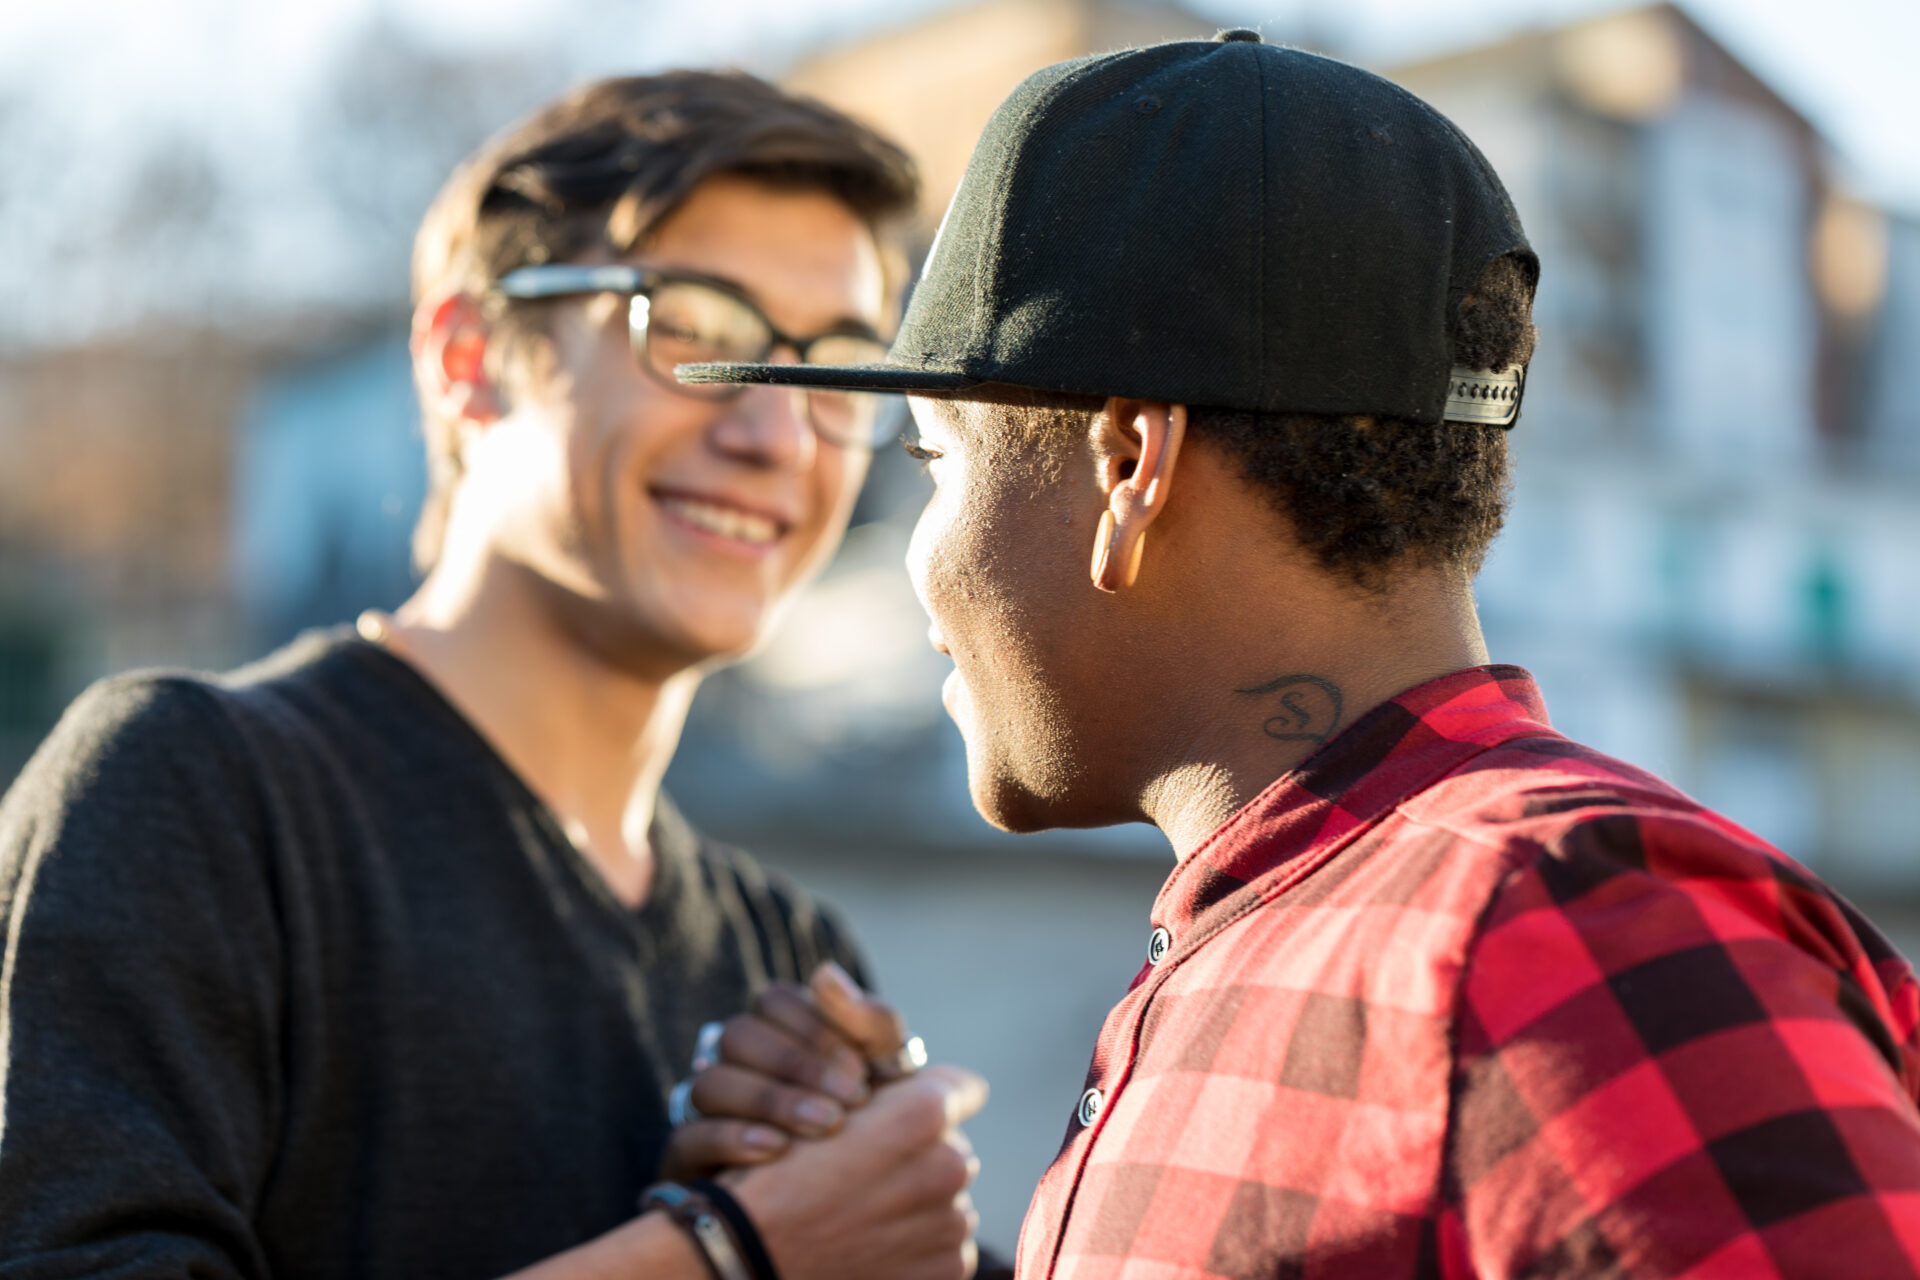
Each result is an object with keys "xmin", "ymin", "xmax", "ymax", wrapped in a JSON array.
[{"xmin": 639, "ymin": 1181, "xmax": 754, "ymax": 1280}]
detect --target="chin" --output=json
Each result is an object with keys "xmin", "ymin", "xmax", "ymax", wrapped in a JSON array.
[
  {"xmin": 638, "ymin": 591, "xmax": 774, "ymax": 668},
  {"xmin": 580, "ymin": 603, "xmax": 765, "ymax": 681},
  {"xmin": 969, "ymin": 780, "xmax": 1058, "ymax": 834},
  {"xmin": 963, "ymin": 746, "xmax": 1087, "ymax": 834}
]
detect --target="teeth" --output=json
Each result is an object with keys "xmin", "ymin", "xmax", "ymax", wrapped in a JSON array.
[{"xmin": 659, "ymin": 496, "xmax": 780, "ymax": 545}]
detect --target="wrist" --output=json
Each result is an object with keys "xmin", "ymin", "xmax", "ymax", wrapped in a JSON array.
[
  {"xmin": 492, "ymin": 1210, "xmax": 709, "ymax": 1280},
  {"xmin": 688, "ymin": 1180, "xmax": 781, "ymax": 1280},
  {"xmin": 641, "ymin": 1181, "xmax": 774, "ymax": 1280},
  {"xmin": 726, "ymin": 1168, "xmax": 793, "ymax": 1271}
]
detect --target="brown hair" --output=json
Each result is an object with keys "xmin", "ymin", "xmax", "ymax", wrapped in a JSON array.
[{"xmin": 409, "ymin": 70, "xmax": 920, "ymax": 570}]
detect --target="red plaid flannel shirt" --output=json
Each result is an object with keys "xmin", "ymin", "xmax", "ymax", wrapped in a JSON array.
[{"xmin": 1015, "ymin": 666, "xmax": 1920, "ymax": 1279}]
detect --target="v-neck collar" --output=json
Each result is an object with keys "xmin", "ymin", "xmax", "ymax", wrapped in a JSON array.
[{"xmin": 335, "ymin": 629, "xmax": 693, "ymax": 929}]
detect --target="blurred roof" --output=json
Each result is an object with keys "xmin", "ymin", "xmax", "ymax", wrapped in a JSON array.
[
  {"xmin": 784, "ymin": 0, "xmax": 1225, "ymax": 234},
  {"xmin": 1394, "ymin": 3, "xmax": 1818, "ymax": 145}
]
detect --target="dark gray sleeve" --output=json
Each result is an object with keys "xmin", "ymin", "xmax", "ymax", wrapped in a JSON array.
[
  {"xmin": 0, "ymin": 677, "xmax": 282, "ymax": 1278},
  {"xmin": 804, "ymin": 895, "xmax": 873, "ymax": 993},
  {"xmin": 720, "ymin": 846, "xmax": 873, "ymax": 992}
]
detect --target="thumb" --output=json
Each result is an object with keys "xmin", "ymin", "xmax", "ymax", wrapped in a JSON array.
[
  {"xmin": 810, "ymin": 962, "xmax": 909, "ymax": 1057},
  {"xmin": 839, "ymin": 1065, "xmax": 988, "ymax": 1165},
  {"xmin": 914, "ymin": 1063, "xmax": 989, "ymax": 1126}
]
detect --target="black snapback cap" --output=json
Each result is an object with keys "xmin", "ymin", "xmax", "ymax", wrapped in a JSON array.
[{"xmin": 680, "ymin": 29, "xmax": 1537, "ymax": 427}]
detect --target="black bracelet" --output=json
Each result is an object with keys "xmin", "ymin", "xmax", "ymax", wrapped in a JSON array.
[
  {"xmin": 639, "ymin": 1182, "xmax": 752, "ymax": 1280},
  {"xmin": 689, "ymin": 1179, "xmax": 782, "ymax": 1280}
]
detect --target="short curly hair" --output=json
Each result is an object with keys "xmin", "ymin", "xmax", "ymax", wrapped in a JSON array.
[
  {"xmin": 1186, "ymin": 253, "xmax": 1535, "ymax": 590},
  {"xmin": 991, "ymin": 253, "xmax": 1536, "ymax": 590}
]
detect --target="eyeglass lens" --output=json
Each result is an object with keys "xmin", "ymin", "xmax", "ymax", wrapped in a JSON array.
[{"xmin": 631, "ymin": 281, "xmax": 890, "ymax": 447}]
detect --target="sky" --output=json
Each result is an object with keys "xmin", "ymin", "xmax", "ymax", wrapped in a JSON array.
[
  {"xmin": 3, "ymin": 0, "xmax": 1913, "ymax": 202},
  {"xmin": 0, "ymin": 0, "xmax": 1914, "ymax": 347}
]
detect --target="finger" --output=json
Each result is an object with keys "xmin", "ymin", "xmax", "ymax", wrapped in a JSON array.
[
  {"xmin": 959, "ymin": 1191, "xmax": 981, "ymax": 1241},
  {"xmin": 845, "ymin": 1203, "xmax": 979, "ymax": 1280},
  {"xmin": 810, "ymin": 962, "xmax": 912, "ymax": 1059},
  {"xmin": 749, "ymin": 983, "xmax": 842, "ymax": 1049},
  {"xmin": 657, "ymin": 1118, "xmax": 788, "ymax": 1182},
  {"xmin": 777, "ymin": 1192, "xmax": 975, "ymax": 1278},
  {"xmin": 837, "ymin": 1110, "xmax": 981, "ymax": 1215},
  {"xmin": 692, "ymin": 1063, "xmax": 849, "ymax": 1137},
  {"xmin": 911, "ymin": 1063, "xmax": 990, "ymax": 1127},
  {"xmin": 843, "ymin": 1066, "xmax": 989, "ymax": 1167},
  {"xmin": 889, "ymin": 1137, "xmax": 978, "ymax": 1208},
  {"xmin": 745, "ymin": 989, "xmax": 871, "ymax": 1100},
  {"xmin": 720, "ymin": 1014, "xmax": 867, "ymax": 1106}
]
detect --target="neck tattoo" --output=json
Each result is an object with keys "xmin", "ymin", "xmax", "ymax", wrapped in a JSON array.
[{"xmin": 1236, "ymin": 674, "xmax": 1344, "ymax": 746}]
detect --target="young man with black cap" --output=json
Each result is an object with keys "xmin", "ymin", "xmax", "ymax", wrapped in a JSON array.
[{"xmin": 684, "ymin": 30, "xmax": 1920, "ymax": 1279}]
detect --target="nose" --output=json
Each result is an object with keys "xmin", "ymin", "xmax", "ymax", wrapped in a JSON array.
[{"xmin": 708, "ymin": 349, "xmax": 818, "ymax": 471}]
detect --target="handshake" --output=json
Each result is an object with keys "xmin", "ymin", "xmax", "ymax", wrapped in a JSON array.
[{"xmin": 654, "ymin": 964, "xmax": 991, "ymax": 1280}]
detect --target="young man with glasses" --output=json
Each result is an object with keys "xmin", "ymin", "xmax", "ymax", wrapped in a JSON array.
[
  {"xmin": 683, "ymin": 34, "xmax": 1920, "ymax": 1278},
  {"xmin": 0, "ymin": 72, "xmax": 984, "ymax": 1280}
]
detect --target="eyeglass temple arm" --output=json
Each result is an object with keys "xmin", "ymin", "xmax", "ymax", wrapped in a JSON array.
[{"xmin": 494, "ymin": 264, "xmax": 650, "ymax": 300}]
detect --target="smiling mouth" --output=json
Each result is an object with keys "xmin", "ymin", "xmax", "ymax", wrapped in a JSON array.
[{"xmin": 654, "ymin": 493, "xmax": 789, "ymax": 547}]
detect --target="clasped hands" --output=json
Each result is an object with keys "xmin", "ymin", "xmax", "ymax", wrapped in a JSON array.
[{"xmin": 661, "ymin": 963, "xmax": 986, "ymax": 1280}]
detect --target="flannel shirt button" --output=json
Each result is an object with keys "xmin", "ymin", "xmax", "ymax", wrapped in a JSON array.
[
  {"xmin": 1076, "ymin": 1087, "xmax": 1105, "ymax": 1127},
  {"xmin": 1147, "ymin": 925, "xmax": 1173, "ymax": 965}
]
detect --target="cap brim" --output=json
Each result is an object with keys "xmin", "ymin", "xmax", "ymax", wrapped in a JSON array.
[{"xmin": 676, "ymin": 361, "xmax": 980, "ymax": 395}]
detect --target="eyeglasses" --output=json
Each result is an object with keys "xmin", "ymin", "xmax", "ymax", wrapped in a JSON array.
[{"xmin": 493, "ymin": 264, "xmax": 892, "ymax": 449}]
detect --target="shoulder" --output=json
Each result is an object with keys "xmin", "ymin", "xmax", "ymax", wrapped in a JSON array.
[
  {"xmin": 11, "ymin": 629, "xmax": 370, "ymax": 807},
  {"xmin": 0, "ymin": 633, "xmax": 377, "ymax": 895},
  {"xmin": 1394, "ymin": 733, "xmax": 1816, "ymax": 924},
  {"xmin": 1437, "ymin": 735, "xmax": 1873, "ymax": 961},
  {"xmin": 0, "ymin": 668, "xmax": 289, "ymax": 957},
  {"xmin": 5, "ymin": 670, "xmax": 251, "ymax": 822},
  {"xmin": 1435, "ymin": 743, "xmax": 1920, "ymax": 1272},
  {"xmin": 1440, "ymin": 738, "xmax": 1920, "ymax": 1090}
]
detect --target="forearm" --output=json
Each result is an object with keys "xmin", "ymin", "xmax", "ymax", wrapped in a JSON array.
[{"xmin": 499, "ymin": 1213, "xmax": 708, "ymax": 1280}]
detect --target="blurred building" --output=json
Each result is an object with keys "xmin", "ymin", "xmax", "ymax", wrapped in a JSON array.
[
  {"xmin": 2, "ymin": 0, "xmax": 1919, "ymax": 1248},
  {"xmin": 0, "ymin": 332, "xmax": 267, "ymax": 771},
  {"xmin": 1388, "ymin": 5, "xmax": 1920, "ymax": 892},
  {"xmin": 787, "ymin": 0, "xmax": 1217, "ymax": 241}
]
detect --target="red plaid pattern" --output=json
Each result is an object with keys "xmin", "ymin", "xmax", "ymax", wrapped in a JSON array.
[{"xmin": 1015, "ymin": 666, "xmax": 1920, "ymax": 1279}]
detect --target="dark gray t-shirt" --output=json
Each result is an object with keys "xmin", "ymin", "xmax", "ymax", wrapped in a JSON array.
[{"xmin": 0, "ymin": 631, "xmax": 866, "ymax": 1279}]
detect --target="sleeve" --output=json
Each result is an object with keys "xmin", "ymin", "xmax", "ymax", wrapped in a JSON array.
[
  {"xmin": 753, "ymin": 864, "xmax": 873, "ymax": 993},
  {"xmin": 698, "ymin": 833, "xmax": 876, "ymax": 993},
  {"xmin": 0, "ymin": 677, "xmax": 283, "ymax": 1278},
  {"xmin": 1439, "ymin": 811, "xmax": 1920, "ymax": 1280},
  {"xmin": 797, "ymin": 892, "xmax": 873, "ymax": 993}
]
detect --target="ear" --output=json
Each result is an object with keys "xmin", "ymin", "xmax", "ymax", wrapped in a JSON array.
[
  {"xmin": 1089, "ymin": 399, "xmax": 1187, "ymax": 593},
  {"xmin": 410, "ymin": 290, "xmax": 503, "ymax": 435}
]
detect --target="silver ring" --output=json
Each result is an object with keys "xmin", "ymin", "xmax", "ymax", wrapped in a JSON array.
[
  {"xmin": 668, "ymin": 1077, "xmax": 704, "ymax": 1128},
  {"xmin": 690, "ymin": 1020, "xmax": 725, "ymax": 1074},
  {"xmin": 869, "ymin": 1034, "xmax": 928, "ymax": 1083}
]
